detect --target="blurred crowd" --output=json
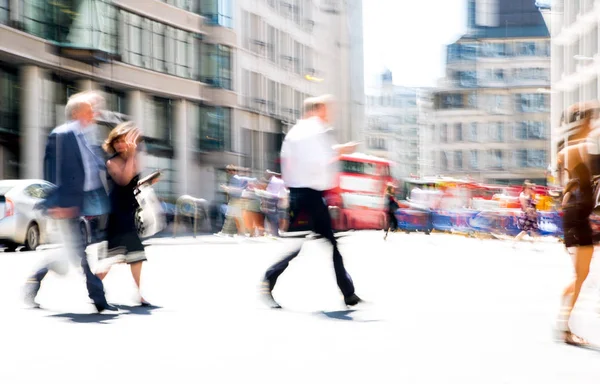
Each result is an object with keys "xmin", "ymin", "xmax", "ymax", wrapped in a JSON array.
[{"xmin": 218, "ymin": 165, "xmax": 289, "ymax": 238}]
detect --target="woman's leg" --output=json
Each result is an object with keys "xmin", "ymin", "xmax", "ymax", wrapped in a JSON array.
[
  {"xmin": 129, "ymin": 261, "xmax": 149, "ymax": 305},
  {"xmin": 568, "ymin": 245, "xmax": 593, "ymax": 316}
]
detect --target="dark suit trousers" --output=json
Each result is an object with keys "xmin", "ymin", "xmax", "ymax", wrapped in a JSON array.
[
  {"xmin": 32, "ymin": 218, "xmax": 108, "ymax": 307},
  {"xmin": 264, "ymin": 188, "xmax": 356, "ymax": 298}
]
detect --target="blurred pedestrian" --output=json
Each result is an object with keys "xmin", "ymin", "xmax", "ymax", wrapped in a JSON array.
[
  {"xmin": 514, "ymin": 181, "xmax": 539, "ymax": 243},
  {"xmin": 261, "ymin": 170, "xmax": 286, "ymax": 237},
  {"xmin": 96, "ymin": 122, "xmax": 151, "ymax": 306},
  {"xmin": 24, "ymin": 91, "xmax": 116, "ymax": 313},
  {"xmin": 260, "ymin": 95, "xmax": 363, "ymax": 308},
  {"xmin": 384, "ymin": 184, "xmax": 399, "ymax": 240},
  {"xmin": 555, "ymin": 101, "xmax": 600, "ymax": 347},
  {"xmin": 218, "ymin": 165, "xmax": 248, "ymax": 236}
]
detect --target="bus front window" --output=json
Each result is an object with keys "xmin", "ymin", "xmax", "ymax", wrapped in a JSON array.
[{"xmin": 341, "ymin": 161, "xmax": 377, "ymax": 176}]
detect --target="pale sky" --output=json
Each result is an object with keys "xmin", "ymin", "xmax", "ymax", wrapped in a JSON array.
[{"xmin": 363, "ymin": 0, "xmax": 467, "ymax": 88}]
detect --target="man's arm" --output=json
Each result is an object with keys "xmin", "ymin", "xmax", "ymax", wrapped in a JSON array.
[{"xmin": 333, "ymin": 142, "xmax": 359, "ymax": 156}]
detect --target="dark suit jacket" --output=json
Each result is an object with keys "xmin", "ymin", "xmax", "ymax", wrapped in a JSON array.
[{"xmin": 43, "ymin": 122, "xmax": 104, "ymax": 212}]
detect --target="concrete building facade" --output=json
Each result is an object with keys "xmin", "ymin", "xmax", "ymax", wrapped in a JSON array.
[
  {"xmin": 0, "ymin": 0, "xmax": 364, "ymax": 202},
  {"xmin": 539, "ymin": 0, "xmax": 600, "ymax": 173},
  {"xmin": 424, "ymin": 0, "xmax": 552, "ymax": 186}
]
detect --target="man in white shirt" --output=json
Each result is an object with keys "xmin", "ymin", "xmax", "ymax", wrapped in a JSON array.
[{"xmin": 260, "ymin": 95, "xmax": 363, "ymax": 308}]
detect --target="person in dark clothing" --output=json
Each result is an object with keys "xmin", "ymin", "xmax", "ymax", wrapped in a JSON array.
[
  {"xmin": 24, "ymin": 91, "xmax": 116, "ymax": 313},
  {"xmin": 260, "ymin": 95, "xmax": 363, "ymax": 309},
  {"xmin": 555, "ymin": 101, "xmax": 600, "ymax": 347},
  {"xmin": 96, "ymin": 122, "xmax": 151, "ymax": 306},
  {"xmin": 384, "ymin": 184, "xmax": 399, "ymax": 240}
]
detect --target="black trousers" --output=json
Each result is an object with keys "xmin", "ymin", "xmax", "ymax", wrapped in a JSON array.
[
  {"xmin": 387, "ymin": 210, "xmax": 398, "ymax": 231},
  {"xmin": 264, "ymin": 188, "xmax": 356, "ymax": 298}
]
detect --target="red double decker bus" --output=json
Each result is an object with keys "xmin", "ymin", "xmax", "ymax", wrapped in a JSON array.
[{"xmin": 325, "ymin": 153, "xmax": 395, "ymax": 231}]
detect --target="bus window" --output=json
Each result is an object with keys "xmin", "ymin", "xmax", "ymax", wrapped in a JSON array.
[
  {"xmin": 380, "ymin": 165, "xmax": 390, "ymax": 177},
  {"xmin": 341, "ymin": 160, "xmax": 377, "ymax": 176}
]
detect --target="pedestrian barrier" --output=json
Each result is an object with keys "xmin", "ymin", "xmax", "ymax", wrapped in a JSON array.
[
  {"xmin": 431, "ymin": 210, "xmax": 479, "ymax": 234},
  {"xmin": 395, "ymin": 209, "xmax": 432, "ymax": 233},
  {"xmin": 395, "ymin": 208, "xmax": 566, "ymax": 239},
  {"xmin": 173, "ymin": 195, "xmax": 209, "ymax": 238}
]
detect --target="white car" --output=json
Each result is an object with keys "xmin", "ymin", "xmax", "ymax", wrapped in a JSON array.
[{"xmin": 0, "ymin": 179, "xmax": 89, "ymax": 251}]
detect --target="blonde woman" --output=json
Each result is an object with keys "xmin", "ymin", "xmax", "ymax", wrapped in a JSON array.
[{"xmin": 97, "ymin": 122, "xmax": 151, "ymax": 306}]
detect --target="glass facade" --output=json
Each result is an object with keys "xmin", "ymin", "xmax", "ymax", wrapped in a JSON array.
[
  {"xmin": 0, "ymin": 0, "xmax": 8, "ymax": 25},
  {"xmin": 0, "ymin": 68, "xmax": 20, "ymax": 135},
  {"xmin": 200, "ymin": 0, "xmax": 233, "ymax": 28},
  {"xmin": 198, "ymin": 106, "xmax": 231, "ymax": 152},
  {"xmin": 200, "ymin": 44, "xmax": 232, "ymax": 89},
  {"xmin": 21, "ymin": 0, "xmax": 118, "ymax": 54},
  {"xmin": 121, "ymin": 10, "xmax": 194, "ymax": 79}
]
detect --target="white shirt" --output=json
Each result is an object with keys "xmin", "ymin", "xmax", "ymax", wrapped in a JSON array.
[
  {"xmin": 266, "ymin": 176, "xmax": 286, "ymax": 197},
  {"xmin": 280, "ymin": 117, "xmax": 339, "ymax": 191}
]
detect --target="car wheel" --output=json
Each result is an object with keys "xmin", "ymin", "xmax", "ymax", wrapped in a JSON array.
[{"xmin": 24, "ymin": 223, "xmax": 40, "ymax": 251}]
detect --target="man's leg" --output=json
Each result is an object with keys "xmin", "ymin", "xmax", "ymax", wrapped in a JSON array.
[
  {"xmin": 310, "ymin": 191, "xmax": 357, "ymax": 301},
  {"xmin": 261, "ymin": 189, "xmax": 304, "ymax": 308},
  {"xmin": 60, "ymin": 219, "xmax": 111, "ymax": 310},
  {"xmin": 24, "ymin": 218, "xmax": 71, "ymax": 307}
]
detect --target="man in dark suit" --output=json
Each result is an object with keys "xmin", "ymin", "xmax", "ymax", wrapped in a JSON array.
[{"xmin": 24, "ymin": 91, "xmax": 117, "ymax": 313}]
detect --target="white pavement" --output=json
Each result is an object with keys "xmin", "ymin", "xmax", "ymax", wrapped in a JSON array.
[{"xmin": 1, "ymin": 231, "xmax": 600, "ymax": 383}]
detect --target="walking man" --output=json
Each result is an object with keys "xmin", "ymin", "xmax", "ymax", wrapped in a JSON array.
[
  {"xmin": 24, "ymin": 91, "xmax": 117, "ymax": 313},
  {"xmin": 260, "ymin": 95, "xmax": 363, "ymax": 308}
]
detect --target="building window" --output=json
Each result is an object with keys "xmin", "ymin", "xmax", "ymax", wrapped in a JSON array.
[
  {"xmin": 199, "ymin": 106, "xmax": 231, "ymax": 151},
  {"xmin": 0, "ymin": 0, "xmax": 8, "ymax": 25},
  {"xmin": 467, "ymin": 93, "xmax": 477, "ymax": 108},
  {"xmin": 127, "ymin": 13, "xmax": 143, "ymax": 66},
  {"xmin": 454, "ymin": 151, "xmax": 463, "ymax": 170},
  {"xmin": 162, "ymin": 0, "xmax": 196, "ymax": 12},
  {"xmin": 23, "ymin": 0, "xmax": 120, "ymax": 53},
  {"xmin": 514, "ymin": 149, "xmax": 527, "ymax": 168},
  {"xmin": 150, "ymin": 97, "xmax": 173, "ymax": 144},
  {"xmin": 516, "ymin": 93, "xmax": 549, "ymax": 113},
  {"xmin": 469, "ymin": 150, "xmax": 478, "ymax": 169},
  {"xmin": 440, "ymin": 152, "xmax": 449, "ymax": 171},
  {"xmin": 454, "ymin": 123, "xmax": 462, "ymax": 142},
  {"xmin": 103, "ymin": 87, "xmax": 126, "ymax": 114},
  {"xmin": 144, "ymin": 155, "xmax": 175, "ymax": 198},
  {"xmin": 439, "ymin": 93, "xmax": 465, "ymax": 109},
  {"xmin": 514, "ymin": 121, "xmax": 546, "ymax": 140},
  {"xmin": 489, "ymin": 122, "xmax": 504, "ymax": 142},
  {"xmin": 488, "ymin": 150, "xmax": 504, "ymax": 170},
  {"xmin": 469, "ymin": 122, "xmax": 478, "ymax": 142},
  {"xmin": 0, "ymin": 69, "xmax": 20, "ymax": 135},
  {"xmin": 458, "ymin": 71, "xmax": 477, "ymax": 87},
  {"xmin": 200, "ymin": 0, "xmax": 233, "ymax": 28},
  {"xmin": 267, "ymin": 24, "xmax": 278, "ymax": 63},
  {"xmin": 200, "ymin": 44, "xmax": 232, "ymax": 89},
  {"xmin": 121, "ymin": 11, "xmax": 194, "ymax": 79},
  {"xmin": 514, "ymin": 149, "xmax": 547, "ymax": 168},
  {"xmin": 440, "ymin": 123, "xmax": 448, "ymax": 143}
]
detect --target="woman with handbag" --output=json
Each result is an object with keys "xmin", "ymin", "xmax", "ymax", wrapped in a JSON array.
[{"xmin": 96, "ymin": 122, "xmax": 151, "ymax": 306}]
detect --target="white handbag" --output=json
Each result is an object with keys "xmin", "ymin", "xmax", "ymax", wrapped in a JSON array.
[{"xmin": 134, "ymin": 180, "xmax": 166, "ymax": 238}]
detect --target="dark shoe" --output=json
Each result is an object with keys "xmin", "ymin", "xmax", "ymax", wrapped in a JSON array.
[
  {"xmin": 23, "ymin": 279, "xmax": 41, "ymax": 308},
  {"xmin": 344, "ymin": 294, "xmax": 363, "ymax": 307},
  {"xmin": 259, "ymin": 279, "xmax": 281, "ymax": 309},
  {"xmin": 95, "ymin": 303, "xmax": 119, "ymax": 314},
  {"xmin": 140, "ymin": 299, "xmax": 152, "ymax": 307}
]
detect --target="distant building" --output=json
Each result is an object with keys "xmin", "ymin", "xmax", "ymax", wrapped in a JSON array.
[
  {"xmin": 364, "ymin": 71, "xmax": 423, "ymax": 179},
  {"xmin": 424, "ymin": 0, "xmax": 551, "ymax": 186}
]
